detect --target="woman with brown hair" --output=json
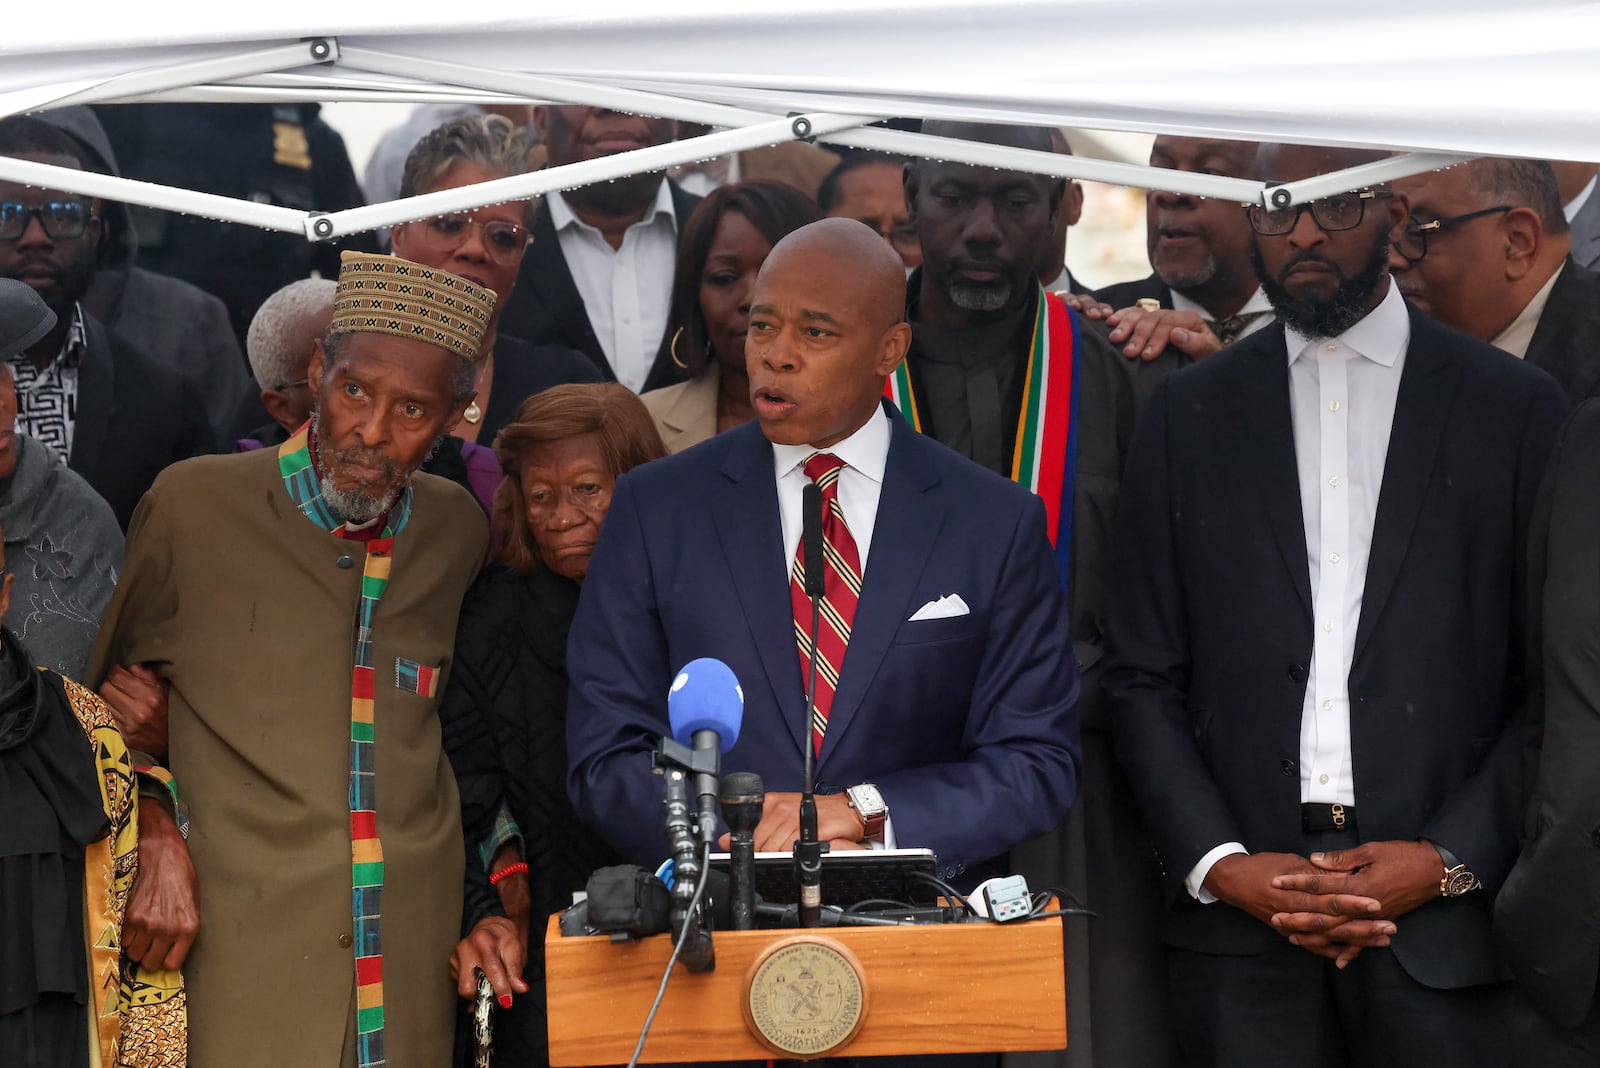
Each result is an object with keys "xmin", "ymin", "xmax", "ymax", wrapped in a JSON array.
[
  {"xmin": 643, "ymin": 180, "xmax": 822, "ymax": 451},
  {"xmin": 441, "ymin": 383, "xmax": 665, "ymax": 1068}
]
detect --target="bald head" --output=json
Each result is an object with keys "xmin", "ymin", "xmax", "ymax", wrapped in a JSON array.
[
  {"xmin": 746, "ymin": 218, "xmax": 913, "ymax": 448},
  {"xmin": 761, "ymin": 217, "xmax": 908, "ymax": 334},
  {"xmin": 921, "ymin": 120, "xmax": 1055, "ymax": 157}
]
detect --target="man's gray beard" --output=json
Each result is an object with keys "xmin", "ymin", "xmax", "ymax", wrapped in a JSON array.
[
  {"xmin": 947, "ymin": 278, "xmax": 1014, "ymax": 312},
  {"xmin": 1156, "ymin": 253, "xmax": 1218, "ymax": 291},
  {"xmin": 318, "ymin": 474, "xmax": 398, "ymax": 526}
]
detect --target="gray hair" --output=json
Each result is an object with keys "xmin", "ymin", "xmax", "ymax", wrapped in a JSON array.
[
  {"xmin": 247, "ymin": 278, "xmax": 336, "ymax": 389},
  {"xmin": 399, "ymin": 113, "xmax": 533, "ymax": 225},
  {"xmin": 1465, "ymin": 158, "xmax": 1569, "ymax": 236}
]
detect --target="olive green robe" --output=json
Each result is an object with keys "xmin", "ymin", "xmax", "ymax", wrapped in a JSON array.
[{"xmin": 88, "ymin": 446, "xmax": 486, "ymax": 1068}]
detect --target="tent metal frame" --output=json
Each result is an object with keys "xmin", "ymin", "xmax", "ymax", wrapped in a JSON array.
[{"xmin": 0, "ymin": 37, "xmax": 1471, "ymax": 242}]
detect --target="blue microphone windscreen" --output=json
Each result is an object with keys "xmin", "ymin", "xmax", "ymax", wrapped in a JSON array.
[{"xmin": 668, "ymin": 657, "xmax": 744, "ymax": 752}]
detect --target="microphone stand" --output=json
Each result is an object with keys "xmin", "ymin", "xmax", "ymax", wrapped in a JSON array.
[
  {"xmin": 653, "ymin": 740, "xmax": 716, "ymax": 972},
  {"xmin": 796, "ymin": 482, "xmax": 827, "ymax": 929}
]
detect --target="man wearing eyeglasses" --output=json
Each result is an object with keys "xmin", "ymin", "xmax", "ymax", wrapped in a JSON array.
[
  {"xmin": 0, "ymin": 116, "xmax": 214, "ymax": 529},
  {"xmin": 819, "ymin": 151, "xmax": 925, "ymax": 270},
  {"xmin": 1105, "ymin": 141, "xmax": 1568, "ymax": 1067},
  {"xmin": 1389, "ymin": 158, "xmax": 1600, "ymax": 404}
]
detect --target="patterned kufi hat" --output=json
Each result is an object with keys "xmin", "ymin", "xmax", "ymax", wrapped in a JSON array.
[{"xmin": 330, "ymin": 252, "xmax": 496, "ymax": 362}]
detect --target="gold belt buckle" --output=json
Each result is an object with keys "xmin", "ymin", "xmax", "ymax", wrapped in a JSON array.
[{"xmin": 1331, "ymin": 803, "xmax": 1346, "ymax": 829}]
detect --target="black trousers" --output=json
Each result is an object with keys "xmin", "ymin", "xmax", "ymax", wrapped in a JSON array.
[{"xmin": 1166, "ymin": 829, "xmax": 1511, "ymax": 1068}]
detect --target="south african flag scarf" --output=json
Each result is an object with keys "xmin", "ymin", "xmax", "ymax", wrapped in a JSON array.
[
  {"xmin": 278, "ymin": 423, "xmax": 412, "ymax": 1068},
  {"xmin": 885, "ymin": 286, "xmax": 1082, "ymax": 591}
]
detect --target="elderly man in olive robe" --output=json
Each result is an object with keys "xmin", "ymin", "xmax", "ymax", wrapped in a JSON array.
[{"xmin": 88, "ymin": 252, "xmax": 494, "ymax": 1068}]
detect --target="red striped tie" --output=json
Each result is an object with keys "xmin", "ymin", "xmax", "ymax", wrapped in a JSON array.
[{"xmin": 790, "ymin": 452, "xmax": 863, "ymax": 756}]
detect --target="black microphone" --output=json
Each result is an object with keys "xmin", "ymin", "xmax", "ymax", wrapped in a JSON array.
[
  {"xmin": 755, "ymin": 901, "xmax": 916, "ymax": 928},
  {"xmin": 796, "ymin": 481, "xmax": 826, "ymax": 928},
  {"xmin": 719, "ymin": 772, "xmax": 764, "ymax": 931}
]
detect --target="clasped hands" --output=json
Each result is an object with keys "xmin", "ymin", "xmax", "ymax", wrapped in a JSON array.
[
  {"xmin": 716, "ymin": 791, "xmax": 868, "ymax": 854},
  {"xmin": 1203, "ymin": 841, "xmax": 1445, "ymax": 968}
]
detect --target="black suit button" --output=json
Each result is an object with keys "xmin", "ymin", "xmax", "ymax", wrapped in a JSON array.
[
  {"xmin": 1287, "ymin": 664, "xmax": 1307, "ymax": 684},
  {"xmin": 337, "ymin": 555, "xmax": 355, "ymax": 570},
  {"xmin": 1280, "ymin": 759, "xmax": 1297, "ymax": 777}
]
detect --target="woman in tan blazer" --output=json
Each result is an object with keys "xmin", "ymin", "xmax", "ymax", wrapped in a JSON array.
[{"xmin": 643, "ymin": 181, "xmax": 822, "ymax": 452}]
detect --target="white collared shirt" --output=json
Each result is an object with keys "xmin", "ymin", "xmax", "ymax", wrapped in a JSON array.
[
  {"xmin": 1171, "ymin": 286, "xmax": 1276, "ymax": 341},
  {"xmin": 772, "ymin": 407, "xmax": 892, "ymax": 577},
  {"xmin": 547, "ymin": 182, "xmax": 679, "ymax": 392},
  {"xmin": 1564, "ymin": 175, "xmax": 1596, "ymax": 223},
  {"xmin": 1490, "ymin": 265, "xmax": 1563, "ymax": 360},
  {"xmin": 1186, "ymin": 280, "xmax": 1410, "ymax": 902}
]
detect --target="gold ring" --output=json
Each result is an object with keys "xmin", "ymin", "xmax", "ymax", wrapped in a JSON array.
[{"xmin": 1136, "ymin": 298, "xmax": 1161, "ymax": 313}]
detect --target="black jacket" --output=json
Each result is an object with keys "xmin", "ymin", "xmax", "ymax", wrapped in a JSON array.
[
  {"xmin": 1524, "ymin": 258, "xmax": 1600, "ymax": 405},
  {"xmin": 440, "ymin": 564, "xmax": 621, "ymax": 1068},
  {"xmin": 1104, "ymin": 306, "xmax": 1567, "ymax": 989},
  {"xmin": 1495, "ymin": 397, "xmax": 1600, "ymax": 1028},
  {"xmin": 72, "ymin": 314, "xmax": 215, "ymax": 529},
  {"xmin": 496, "ymin": 181, "xmax": 700, "ymax": 393},
  {"xmin": 1094, "ymin": 271, "xmax": 1173, "ymax": 312}
]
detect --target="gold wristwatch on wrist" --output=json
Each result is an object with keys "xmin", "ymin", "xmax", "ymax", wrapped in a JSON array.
[{"xmin": 1429, "ymin": 841, "xmax": 1479, "ymax": 897}]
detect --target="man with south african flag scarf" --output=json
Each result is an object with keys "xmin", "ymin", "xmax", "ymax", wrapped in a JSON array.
[{"xmin": 897, "ymin": 121, "xmax": 1177, "ymax": 1068}]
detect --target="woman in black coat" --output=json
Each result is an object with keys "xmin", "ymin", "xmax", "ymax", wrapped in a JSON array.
[{"xmin": 442, "ymin": 383, "xmax": 667, "ymax": 1068}]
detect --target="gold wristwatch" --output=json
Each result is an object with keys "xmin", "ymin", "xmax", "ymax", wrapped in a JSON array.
[{"xmin": 1430, "ymin": 841, "xmax": 1479, "ymax": 897}]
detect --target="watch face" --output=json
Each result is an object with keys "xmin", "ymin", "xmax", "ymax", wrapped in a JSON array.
[
  {"xmin": 1444, "ymin": 869, "xmax": 1478, "ymax": 896},
  {"xmin": 849, "ymin": 785, "xmax": 886, "ymax": 816}
]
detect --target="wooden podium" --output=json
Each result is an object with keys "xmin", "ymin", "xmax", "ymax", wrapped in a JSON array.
[{"xmin": 545, "ymin": 909, "xmax": 1066, "ymax": 1064}]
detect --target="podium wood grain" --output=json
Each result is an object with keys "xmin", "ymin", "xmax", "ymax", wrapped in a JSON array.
[{"xmin": 545, "ymin": 912, "xmax": 1067, "ymax": 1064}]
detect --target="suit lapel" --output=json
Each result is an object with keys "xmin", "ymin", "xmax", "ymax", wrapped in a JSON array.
[
  {"xmin": 1353, "ymin": 311, "xmax": 1460, "ymax": 660},
  {"xmin": 69, "ymin": 315, "xmax": 114, "ymax": 480},
  {"xmin": 519, "ymin": 205, "xmax": 612, "ymax": 378},
  {"xmin": 712, "ymin": 425, "xmax": 807, "ymax": 756},
  {"xmin": 1237, "ymin": 332, "xmax": 1313, "ymax": 618},
  {"xmin": 1526, "ymin": 261, "xmax": 1600, "ymax": 402},
  {"xmin": 818, "ymin": 415, "xmax": 945, "ymax": 768}
]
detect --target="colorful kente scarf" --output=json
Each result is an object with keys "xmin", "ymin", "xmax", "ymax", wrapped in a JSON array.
[
  {"xmin": 278, "ymin": 422, "xmax": 412, "ymax": 1068},
  {"xmin": 886, "ymin": 286, "xmax": 1082, "ymax": 591}
]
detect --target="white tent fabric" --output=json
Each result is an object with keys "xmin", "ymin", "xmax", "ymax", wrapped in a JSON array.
[{"xmin": 4, "ymin": 1, "xmax": 1598, "ymax": 239}]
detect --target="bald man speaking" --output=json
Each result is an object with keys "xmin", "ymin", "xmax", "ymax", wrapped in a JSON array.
[{"xmin": 567, "ymin": 218, "xmax": 1080, "ymax": 878}]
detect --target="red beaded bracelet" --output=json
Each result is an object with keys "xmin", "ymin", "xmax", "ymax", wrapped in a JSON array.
[{"xmin": 489, "ymin": 861, "xmax": 529, "ymax": 886}]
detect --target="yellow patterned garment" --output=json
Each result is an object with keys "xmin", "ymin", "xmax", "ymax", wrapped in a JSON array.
[{"xmin": 58, "ymin": 675, "xmax": 187, "ymax": 1067}]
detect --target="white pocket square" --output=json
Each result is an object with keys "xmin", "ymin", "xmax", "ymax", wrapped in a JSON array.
[{"xmin": 909, "ymin": 594, "xmax": 970, "ymax": 621}]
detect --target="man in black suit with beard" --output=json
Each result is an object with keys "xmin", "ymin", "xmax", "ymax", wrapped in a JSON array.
[{"xmin": 1104, "ymin": 142, "xmax": 1567, "ymax": 1067}]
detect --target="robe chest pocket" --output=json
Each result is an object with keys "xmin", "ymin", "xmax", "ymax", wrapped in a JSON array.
[{"xmin": 395, "ymin": 657, "xmax": 441, "ymax": 698}]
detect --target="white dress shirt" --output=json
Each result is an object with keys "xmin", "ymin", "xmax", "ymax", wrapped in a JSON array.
[
  {"xmin": 1171, "ymin": 286, "xmax": 1276, "ymax": 341},
  {"xmin": 547, "ymin": 182, "xmax": 679, "ymax": 393},
  {"xmin": 772, "ymin": 406, "xmax": 891, "ymax": 577},
  {"xmin": 1186, "ymin": 280, "xmax": 1411, "ymax": 902}
]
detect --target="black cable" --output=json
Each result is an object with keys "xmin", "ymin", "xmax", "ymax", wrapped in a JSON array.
[
  {"xmin": 905, "ymin": 870, "xmax": 975, "ymax": 920},
  {"xmin": 1029, "ymin": 884, "xmax": 1098, "ymax": 920},
  {"xmin": 841, "ymin": 897, "xmax": 918, "ymax": 916},
  {"xmin": 625, "ymin": 841, "xmax": 712, "ymax": 1068}
]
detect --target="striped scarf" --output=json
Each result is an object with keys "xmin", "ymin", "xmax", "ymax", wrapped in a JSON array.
[
  {"xmin": 886, "ymin": 286, "xmax": 1082, "ymax": 591},
  {"xmin": 278, "ymin": 422, "xmax": 413, "ymax": 1068}
]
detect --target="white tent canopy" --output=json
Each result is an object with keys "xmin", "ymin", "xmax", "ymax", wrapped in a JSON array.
[{"xmin": 4, "ymin": 1, "xmax": 1598, "ymax": 240}]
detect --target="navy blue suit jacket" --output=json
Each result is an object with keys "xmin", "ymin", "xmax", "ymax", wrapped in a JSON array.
[{"xmin": 566, "ymin": 404, "xmax": 1082, "ymax": 872}]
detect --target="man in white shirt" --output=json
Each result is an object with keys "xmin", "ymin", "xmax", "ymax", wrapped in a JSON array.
[
  {"xmin": 1104, "ymin": 142, "xmax": 1567, "ymax": 1068},
  {"xmin": 1390, "ymin": 157, "xmax": 1600, "ymax": 403},
  {"xmin": 494, "ymin": 106, "xmax": 701, "ymax": 393}
]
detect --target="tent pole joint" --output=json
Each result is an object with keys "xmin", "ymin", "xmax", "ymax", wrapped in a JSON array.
[{"xmin": 305, "ymin": 38, "xmax": 339, "ymax": 64}]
